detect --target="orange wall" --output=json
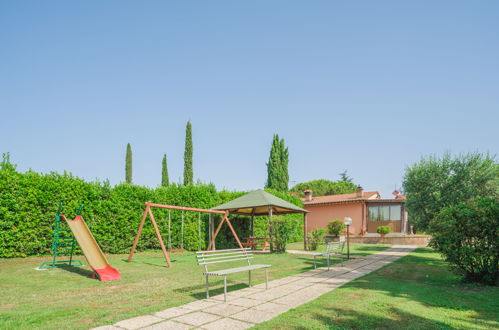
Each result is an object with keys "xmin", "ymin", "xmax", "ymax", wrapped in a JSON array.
[{"xmin": 305, "ymin": 202, "xmax": 364, "ymax": 234}]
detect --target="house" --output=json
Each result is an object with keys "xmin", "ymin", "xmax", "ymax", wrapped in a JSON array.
[{"xmin": 302, "ymin": 187, "xmax": 410, "ymax": 236}]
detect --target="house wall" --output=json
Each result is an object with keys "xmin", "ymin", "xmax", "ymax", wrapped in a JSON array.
[{"xmin": 305, "ymin": 202, "xmax": 364, "ymax": 235}]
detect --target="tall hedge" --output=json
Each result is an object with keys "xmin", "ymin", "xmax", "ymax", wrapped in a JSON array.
[{"xmin": 0, "ymin": 159, "xmax": 304, "ymax": 257}]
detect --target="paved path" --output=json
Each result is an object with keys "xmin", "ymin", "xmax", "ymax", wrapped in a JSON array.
[{"xmin": 93, "ymin": 246, "xmax": 417, "ymax": 330}]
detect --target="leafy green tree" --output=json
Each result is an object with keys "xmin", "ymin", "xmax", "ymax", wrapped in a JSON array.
[
  {"xmin": 403, "ymin": 152, "xmax": 498, "ymax": 231},
  {"xmin": 429, "ymin": 198, "xmax": 498, "ymax": 285},
  {"xmin": 125, "ymin": 143, "xmax": 132, "ymax": 184},
  {"xmin": 183, "ymin": 121, "xmax": 193, "ymax": 185},
  {"xmin": 290, "ymin": 179, "xmax": 357, "ymax": 197},
  {"xmin": 161, "ymin": 154, "xmax": 169, "ymax": 187},
  {"xmin": 339, "ymin": 170, "xmax": 353, "ymax": 183},
  {"xmin": 265, "ymin": 134, "xmax": 289, "ymax": 192}
]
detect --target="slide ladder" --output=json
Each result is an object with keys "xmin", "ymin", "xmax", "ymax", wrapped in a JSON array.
[{"xmin": 38, "ymin": 202, "xmax": 83, "ymax": 269}]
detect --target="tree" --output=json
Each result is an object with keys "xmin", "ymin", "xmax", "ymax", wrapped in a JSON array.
[
  {"xmin": 183, "ymin": 121, "xmax": 193, "ymax": 185},
  {"xmin": 429, "ymin": 198, "xmax": 498, "ymax": 285},
  {"xmin": 403, "ymin": 152, "xmax": 498, "ymax": 231},
  {"xmin": 125, "ymin": 143, "xmax": 132, "ymax": 184},
  {"xmin": 290, "ymin": 179, "xmax": 357, "ymax": 197},
  {"xmin": 339, "ymin": 170, "xmax": 353, "ymax": 183},
  {"xmin": 161, "ymin": 154, "xmax": 169, "ymax": 187},
  {"xmin": 265, "ymin": 134, "xmax": 289, "ymax": 192}
]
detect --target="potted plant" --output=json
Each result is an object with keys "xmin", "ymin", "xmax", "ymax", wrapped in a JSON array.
[
  {"xmin": 377, "ymin": 225, "xmax": 391, "ymax": 238},
  {"xmin": 327, "ymin": 219, "xmax": 346, "ymax": 242}
]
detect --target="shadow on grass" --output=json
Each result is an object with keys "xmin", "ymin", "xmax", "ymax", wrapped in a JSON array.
[
  {"xmin": 58, "ymin": 265, "xmax": 95, "ymax": 279},
  {"xmin": 307, "ymin": 306, "xmax": 454, "ymax": 329},
  {"xmin": 340, "ymin": 248, "xmax": 498, "ymax": 328}
]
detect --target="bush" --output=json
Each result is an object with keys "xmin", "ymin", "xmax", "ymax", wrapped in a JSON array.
[
  {"xmin": 290, "ymin": 179, "xmax": 357, "ymax": 197},
  {"xmin": 327, "ymin": 219, "xmax": 345, "ymax": 236},
  {"xmin": 429, "ymin": 198, "xmax": 498, "ymax": 285},
  {"xmin": 271, "ymin": 216, "xmax": 294, "ymax": 253},
  {"xmin": 376, "ymin": 226, "xmax": 391, "ymax": 235},
  {"xmin": 307, "ymin": 228, "xmax": 327, "ymax": 251}
]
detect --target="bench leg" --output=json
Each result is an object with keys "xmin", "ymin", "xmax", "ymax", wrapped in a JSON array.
[
  {"xmin": 327, "ymin": 254, "xmax": 330, "ymax": 270},
  {"xmin": 205, "ymin": 274, "xmax": 209, "ymax": 299},
  {"xmin": 249, "ymin": 270, "xmax": 252, "ymax": 287},
  {"xmin": 223, "ymin": 276, "xmax": 227, "ymax": 302},
  {"xmin": 265, "ymin": 268, "xmax": 268, "ymax": 289},
  {"xmin": 314, "ymin": 256, "xmax": 317, "ymax": 269}
]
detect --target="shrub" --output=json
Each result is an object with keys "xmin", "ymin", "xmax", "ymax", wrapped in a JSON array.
[
  {"xmin": 429, "ymin": 198, "xmax": 498, "ymax": 285},
  {"xmin": 376, "ymin": 226, "xmax": 391, "ymax": 235},
  {"xmin": 271, "ymin": 216, "xmax": 293, "ymax": 253},
  {"xmin": 307, "ymin": 228, "xmax": 327, "ymax": 251},
  {"xmin": 290, "ymin": 179, "xmax": 357, "ymax": 197},
  {"xmin": 327, "ymin": 219, "xmax": 345, "ymax": 236}
]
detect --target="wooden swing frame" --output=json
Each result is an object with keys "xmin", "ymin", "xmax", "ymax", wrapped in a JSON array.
[{"xmin": 127, "ymin": 201, "xmax": 243, "ymax": 267}]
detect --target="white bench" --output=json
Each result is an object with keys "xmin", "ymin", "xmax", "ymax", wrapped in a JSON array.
[
  {"xmin": 196, "ymin": 248, "xmax": 271, "ymax": 302},
  {"xmin": 313, "ymin": 241, "xmax": 345, "ymax": 270}
]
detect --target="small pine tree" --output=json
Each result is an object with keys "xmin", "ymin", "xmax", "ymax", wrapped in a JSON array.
[
  {"xmin": 183, "ymin": 121, "xmax": 193, "ymax": 185},
  {"xmin": 161, "ymin": 154, "xmax": 169, "ymax": 187},
  {"xmin": 339, "ymin": 170, "xmax": 353, "ymax": 183},
  {"xmin": 125, "ymin": 143, "xmax": 132, "ymax": 184}
]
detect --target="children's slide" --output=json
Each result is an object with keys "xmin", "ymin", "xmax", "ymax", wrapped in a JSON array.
[{"xmin": 62, "ymin": 215, "xmax": 121, "ymax": 281}]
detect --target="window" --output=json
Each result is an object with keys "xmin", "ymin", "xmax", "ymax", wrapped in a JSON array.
[
  {"xmin": 368, "ymin": 205, "xmax": 402, "ymax": 221},
  {"xmin": 390, "ymin": 205, "xmax": 401, "ymax": 220}
]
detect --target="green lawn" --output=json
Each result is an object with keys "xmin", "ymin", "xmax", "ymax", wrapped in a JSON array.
[
  {"xmin": 253, "ymin": 247, "xmax": 499, "ymax": 329},
  {"xmin": 0, "ymin": 244, "xmax": 387, "ymax": 329},
  {"xmin": 286, "ymin": 241, "xmax": 391, "ymax": 254}
]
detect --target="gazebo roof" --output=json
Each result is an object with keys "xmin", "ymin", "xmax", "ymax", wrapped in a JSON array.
[{"xmin": 212, "ymin": 189, "xmax": 308, "ymax": 216}]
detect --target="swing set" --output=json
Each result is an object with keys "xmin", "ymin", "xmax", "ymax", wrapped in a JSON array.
[{"xmin": 127, "ymin": 201, "xmax": 243, "ymax": 267}]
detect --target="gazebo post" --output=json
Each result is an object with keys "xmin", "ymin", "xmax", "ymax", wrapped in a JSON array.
[
  {"xmin": 303, "ymin": 213, "xmax": 308, "ymax": 250},
  {"xmin": 268, "ymin": 206, "xmax": 273, "ymax": 252},
  {"xmin": 251, "ymin": 208, "xmax": 255, "ymax": 238}
]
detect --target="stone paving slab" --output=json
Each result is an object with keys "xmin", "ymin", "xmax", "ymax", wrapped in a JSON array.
[
  {"xmin": 93, "ymin": 246, "xmax": 417, "ymax": 330},
  {"xmin": 141, "ymin": 320, "xmax": 191, "ymax": 330},
  {"xmin": 115, "ymin": 315, "xmax": 164, "ymax": 330},
  {"xmin": 171, "ymin": 311, "xmax": 220, "ymax": 326},
  {"xmin": 199, "ymin": 317, "xmax": 253, "ymax": 330}
]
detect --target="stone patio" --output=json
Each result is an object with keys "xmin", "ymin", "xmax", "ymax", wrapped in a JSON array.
[{"xmin": 91, "ymin": 246, "xmax": 417, "ymax": 330}]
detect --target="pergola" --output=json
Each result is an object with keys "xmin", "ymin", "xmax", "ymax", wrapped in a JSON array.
[{"xmin": 209, "ymin": 189, "xmax": 309, "ymax": 250}]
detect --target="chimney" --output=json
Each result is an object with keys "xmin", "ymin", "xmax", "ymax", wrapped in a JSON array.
[
  {"xmin": 304, "ymin": 189, "xmax": 313, "ymax": 201},
  {"xmin": 356, "ymin": 185, "xmax": 364, "ymax": 198}
]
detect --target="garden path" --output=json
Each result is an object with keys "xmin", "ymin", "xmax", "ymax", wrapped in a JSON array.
[{"xmin": 92, "ymin": 245, "xmax": 417, "ymax": 330}]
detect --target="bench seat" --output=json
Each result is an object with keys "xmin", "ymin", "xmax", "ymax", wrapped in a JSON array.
[
  {"xmin": 196, "ymin": 248, "xmax": 271, "ymax": 302},
  {"xmin": 205, "ymin": 264, "xmax": 271, "ymax": 276}
]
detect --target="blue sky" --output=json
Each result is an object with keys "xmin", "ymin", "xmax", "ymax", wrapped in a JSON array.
[{"xmin": 1, "ymin": 1, "xmax": 498, "ymax": 197}]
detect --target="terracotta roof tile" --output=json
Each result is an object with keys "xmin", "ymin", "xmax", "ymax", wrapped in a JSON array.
[{"xmin": 303, "ymin": 191, "xmax": 380, "ymax": 205}]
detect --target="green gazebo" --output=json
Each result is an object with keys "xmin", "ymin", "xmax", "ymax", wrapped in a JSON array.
[{"xmin": 209, "ymin": 189, "xmax": 309, "ymax": 250}]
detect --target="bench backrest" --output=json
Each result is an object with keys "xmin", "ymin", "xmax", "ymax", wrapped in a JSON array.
[
  {"xmin": 326, "ymin": 241, "xmax": 345, "ymax": 253},
  {"xmin": 196, "ymin": 248, "xmax": 252, "ymax": 273}
]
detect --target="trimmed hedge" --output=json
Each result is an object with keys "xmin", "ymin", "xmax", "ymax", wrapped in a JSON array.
[{"xmin": 0, "ymin": 159, "xmax": 304, "ymax": 257}]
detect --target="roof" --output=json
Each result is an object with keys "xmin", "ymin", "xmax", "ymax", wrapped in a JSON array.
[
  {"xmin": 303, "ymin": 191, "xmax": 380, "ymax": 206},
  {"xmin": 212, "ymin": 189, "xmax": 308, "ymax": 215}
]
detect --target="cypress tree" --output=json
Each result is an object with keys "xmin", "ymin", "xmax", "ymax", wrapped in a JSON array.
[
  {"xmin": 161, "ymin": 154, "xmax": 169, "ymax": 187},
  {"xmin": 125, "ymin": 143, "xmax": 132, "ymax": 184},
  {"xmin": 265, "ymin": 134, "xmax": 289, "ymax": 192},
  {"xmin": 183, "ymin": 121, "xmax": 193, "ymax": 185}
]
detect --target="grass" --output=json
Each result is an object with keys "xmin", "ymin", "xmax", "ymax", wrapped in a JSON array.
[
  {"xmin": 253, "ymin": 247, "xmax": 499, "ymax": 329},
  {"xmin": 0, "ymin": 244, "xmax": 387, "ymax": 329},
  {"xmin": 286, "ymin": 241, "xmax": 391, "ymax": 254}
]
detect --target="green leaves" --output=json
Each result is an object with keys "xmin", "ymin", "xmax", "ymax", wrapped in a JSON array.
[
  {"xmin": 265, "ymin": 134, "xmax": 289, "ymax": 192},
  {"xmin": 429, "ymin": 198, "xmax": 498, "ymax": 285},
  {"xmin": 290, "ymin": 179, "xmax": 357, "ymax": 197},
  {"xmin": 403, "ymin": 152, "xmax": 498, "ymax": 231},
  {"xmin": 183, "ymin": 121, "xmax": 193, "ymax": 185},
  {"xmin": 125, "ymin": 143, "xmax": 132, "ymax": 184}
]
